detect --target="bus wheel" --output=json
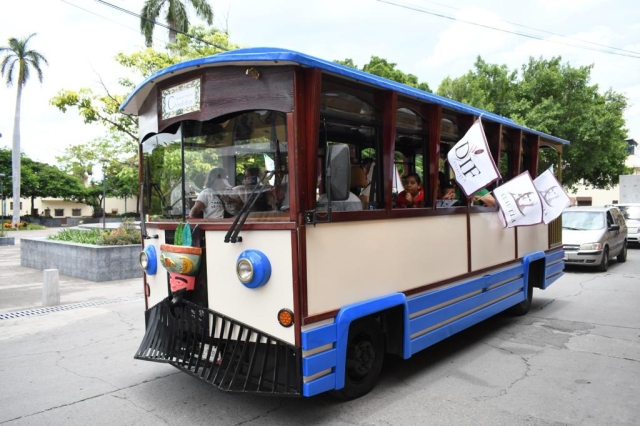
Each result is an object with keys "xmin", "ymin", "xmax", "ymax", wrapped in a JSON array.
[
  {"xmin": 507, "ymin": 279, "xmax": 533, "ymax": 316},
  {"xmin": 334, "ymin": 317, "xmax": 384, "ymax": 400}
]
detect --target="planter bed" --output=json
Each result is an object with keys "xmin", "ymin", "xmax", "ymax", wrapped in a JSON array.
[{"xmin": 21, "ymin": 237, "xmax": 142, "ymax": 282}]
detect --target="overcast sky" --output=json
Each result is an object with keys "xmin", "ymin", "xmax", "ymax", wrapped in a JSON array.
[{"xmin": 1, "ymin": 0, "xmax": 639, "ymax": 167}]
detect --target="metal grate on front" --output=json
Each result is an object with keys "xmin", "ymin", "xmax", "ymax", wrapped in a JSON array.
[{"xmin": 135, "ymin": 298, "xmax": 301, "ymax": 395}]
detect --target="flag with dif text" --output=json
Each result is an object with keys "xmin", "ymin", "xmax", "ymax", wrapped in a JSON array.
[
  {"xmin": 447, "ymin": 119, "xmax": 500, "ymax": 197},
  {"xmin": 493, "ymin": 171, "xmax": 543, "ymax": 228},
  {"xmin": 533, "ymin": 169, "xmax": 571, "ymax": 224}
]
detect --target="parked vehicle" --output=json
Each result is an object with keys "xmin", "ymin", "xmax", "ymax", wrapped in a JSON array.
[
  {"xmin": 613, "ymin": 204, "xmax": 640, "ymax": 245},
  {"xmin": 562, "ymin": 206, "xmax": 628, "ymax": 271}
]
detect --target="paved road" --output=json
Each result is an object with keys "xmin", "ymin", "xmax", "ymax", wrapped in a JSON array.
[
  {"xmin": 0, "ymin": 236, "xmax": 638, "ymax": 425},
  {"xmin": 0, "ymin": 229, "xmax": 142, "ymax": 314}
]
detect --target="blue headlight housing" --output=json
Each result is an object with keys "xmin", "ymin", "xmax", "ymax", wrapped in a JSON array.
[
  {"xmin": 236, "ymin": 250, "xmax": 271, "ymax": 289},
  {"xmin": 139, "ymin": 245, "xmax": 158, "ymax": 275}
]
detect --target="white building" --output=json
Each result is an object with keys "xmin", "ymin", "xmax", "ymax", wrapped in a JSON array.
[{"xmin": 568, "ymin": 138, "xmax": 639, "ymax": 206}]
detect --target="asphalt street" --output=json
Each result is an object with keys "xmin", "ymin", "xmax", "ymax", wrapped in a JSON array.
[{"xmin": 0, "ymin": 231, "xmax": 638, "ymax": 425}]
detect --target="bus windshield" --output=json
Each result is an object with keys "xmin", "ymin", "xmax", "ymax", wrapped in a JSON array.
[{"xmin": 142, "ymin": 110, "xmax": 289, "ymax": 222}]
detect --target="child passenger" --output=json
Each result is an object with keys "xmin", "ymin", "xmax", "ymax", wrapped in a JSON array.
[{"xmin": 396, "ymin": 173, "xmax": 425, "ymax": 208}]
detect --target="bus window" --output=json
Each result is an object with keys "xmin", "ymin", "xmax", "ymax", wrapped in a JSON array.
[
  {"xmin": 142, "ymin": 126, "xmax": 184, "ymax": 220},
  {"xmin": 317, "ymin": 79, "xmax": 383, "ymax": 211},
  {"xmin": 157, "ymin": 110, "xmax": 289, "ymax": 221},
  {"xmin": 394, "ymin": 107, "xmax": 428, "ymax": 209}
]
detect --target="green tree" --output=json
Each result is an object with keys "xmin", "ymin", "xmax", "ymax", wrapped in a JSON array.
[
  {"xmin": 0, "ymin": 33, "xmax": 48, "ymax": 225},
  {"xmin": 141, "ymin": 0, "xmax": 213, "ymax": 47},
  {"xmin": 335, "ymin": 56, "xmax": 431, "ymax": 92},
  {"xmin": 437, "ymin": 56, "xmax": 629, "ymax": 189},
  {"xmin": 0, "ymin": 149, "xmax": 86, "ymax": 216},
  {"xmin": 511, "ymin": 57, "xmax": 629, "ymax": 189},
  {"xmin": 437, "ymin": 57, "xmax": 518, "ymax": 117}
]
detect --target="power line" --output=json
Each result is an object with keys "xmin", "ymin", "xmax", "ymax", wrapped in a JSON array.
[
  {"xmin": 413, "ymin": 0, "xmax": 640, "ymax": 56},
  {"xmin": 377, "ymin": 0, "xmax": 640, "ymax": 59},
  {"xmin": 93, "ymin": 0, "xmax": 229, "ymax": 51},
  {"xmin": 59, "ymin": 0, "xmax": 167, "ymax": 46}
]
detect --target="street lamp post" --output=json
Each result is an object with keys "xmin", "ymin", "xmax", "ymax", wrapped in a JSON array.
[
  {"xmin": 102, "ymin": 164, "xmax": 107, "ymax": 230},
  {"xmin": 0, "ymin": 173, "xmax": 5, "ymax": 220}
]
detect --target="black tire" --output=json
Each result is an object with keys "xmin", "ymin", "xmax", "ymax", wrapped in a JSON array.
[
  {"xmin": 333, "ymin": 317, "xmax": 384, "ymax": 400},
  {"xmin": 617, "ymin": 241, "xmax": 627, "ymax": 263},
  {"xmin": 507, "ymin": 278, "xmax": 533, "ymax": 316},
  {"xmin": 598, "ymin": 247, "xmax": 609, "ymax": 272}
]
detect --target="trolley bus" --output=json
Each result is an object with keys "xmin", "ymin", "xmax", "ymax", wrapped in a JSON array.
[{"xmin": 121, "ymin": 47, "xmax": 567, "ymax": 399}]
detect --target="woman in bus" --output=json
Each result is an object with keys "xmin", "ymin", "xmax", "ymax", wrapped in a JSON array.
[
  {"xmin": 396, "ymin": 173, "xmax": 425, "ymax": 208},
  {"xmin": 189, "ymin": 167, "xmax": 236, "ymax": 219}
]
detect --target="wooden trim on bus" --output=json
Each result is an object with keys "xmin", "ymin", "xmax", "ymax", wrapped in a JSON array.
[
  {"xmin": 382, "ymin": 91, "xmax": 397, "ymax": 211},
  {"xmin": 147, "ymin": 222, "xmax": 297, "ymax": 231},
  {"xmin": 301, "ymin": 68, "xmax": 322, "ymax": 212},
  {"xmin": 510, "ymin": 128, "xmax": 523, "ymax": 176},
  {"xmin": 286, "ymin": 112, "xmax": 298, "ymax": 223},
  {"xmin": 484, "ymin": 121, "xmax": 502, "ymax": 172},
  {"xmin": 529, "ymin": 134, "xmax": 541, "ymax": 178},
  {"xmin": 290, "ymin": 230, "xmax": 302, "ymax": 347},
  {"xmin": 426, "ymin": 104, "xmax": 442, "ymax": 209},
  {"xmin": 298, "ymin": 224, "xmax": 309, "ymax": 319}
]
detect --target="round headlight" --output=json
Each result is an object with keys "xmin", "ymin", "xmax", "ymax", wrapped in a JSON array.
[
  {"xmin": 139, "ymin": 245, "xmax": 157, "ymax": 275},
  {"xmin": 236, "ymin": 250, "xmax": 271, "ymax": 289},
  {"xmin": 236, "ymin": 258, "xmax": 254, "ymax": 283},
  {"xmin": 139, "ymin": 251, "xmax": 149, "ymax": 269}
]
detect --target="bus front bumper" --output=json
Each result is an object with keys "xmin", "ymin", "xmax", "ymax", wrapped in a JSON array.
[{"xmin": 135, "ymin": 298, "xmax": 302, "ymax": 395}]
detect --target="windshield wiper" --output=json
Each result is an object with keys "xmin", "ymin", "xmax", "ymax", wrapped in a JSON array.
[
  {"xmin": 562, "ymin": 226, "xmax": 581, "ymax": 230},
  {"xmin": 224, "ymin": 171, "xmax": 275, "ymax": 243}
]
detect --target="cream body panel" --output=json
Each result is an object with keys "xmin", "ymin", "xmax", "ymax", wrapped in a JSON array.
[
  {"xmin": 305, "ymin": 216, "xmax": 468, "ymax": 316},
  {"xmin": 517, "ymin": 224, "xmax": 549, "ymax": 257},
  {"xmin": 206, "ymin": 230, "xmax": 295, "ymax": 345},
  {"xmin": 145, "ymin": 229, "xmax": 169, "ymax": 308},
  {"xmin": 470, "ymin": 212, "xmax": 516, "ymax": 271}
]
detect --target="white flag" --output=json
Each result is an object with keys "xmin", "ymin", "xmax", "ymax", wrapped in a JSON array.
[
  {"xmin": 533, "ymin": 169, "xmax": 571, "ymax": 224},
  {"xmin": 447, "ymin": 119, "xmax": 500, "ymax": 197},
  {"xmin": 493, "ymin": 171, "xmax": 543, "ymax": 228}
]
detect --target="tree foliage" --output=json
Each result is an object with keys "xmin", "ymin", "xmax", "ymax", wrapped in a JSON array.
[
  {"xmin": 0, "ymin": 148, "xmax": 86, "ymax": 215},
  {"xmin": 1, "ymin": 33, "xmax": 48, "ymax": 224},
  {"xmin": 51, "ymin": 26, "xmax": 240, "ymax": 214},
  {"xmin": 335, "ymin": 56, "xmax": 431, "ymax": 92},
  {"xmin": 437, "ymin": 56, "xmax": 629, "ymax": 189},
  {"xmin": 141, "ymin": 0, "xmax": 213, "ymax": 47}
]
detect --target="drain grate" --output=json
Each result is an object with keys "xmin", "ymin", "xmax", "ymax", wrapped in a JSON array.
[{"xmin": 0, "ymin": 295, "xmax": 144, "ymax": 320}]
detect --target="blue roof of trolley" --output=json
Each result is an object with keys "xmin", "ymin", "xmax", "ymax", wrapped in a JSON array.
[{"xmin": 120, "ymin": 47, "xmax": 569, "ymax": 145}]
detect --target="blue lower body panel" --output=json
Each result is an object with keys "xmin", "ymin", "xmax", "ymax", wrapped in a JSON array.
[{"xmin": 300, "ymin": 250, "xmax": 565, "ymax": 397}]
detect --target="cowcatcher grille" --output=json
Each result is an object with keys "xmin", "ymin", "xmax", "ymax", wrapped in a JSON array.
[{"xmin": 135, "ymin": 298, "xmax": 301, "ymax": 395}]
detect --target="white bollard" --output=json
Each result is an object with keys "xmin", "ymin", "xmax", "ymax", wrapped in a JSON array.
[{"xmin": 43, "ymin": 269, "xmax": 60, "ymax": 306}]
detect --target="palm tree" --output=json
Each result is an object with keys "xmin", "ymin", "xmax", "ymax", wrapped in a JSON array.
[
  {"xmin": 0, "ymin": 33, "xmax": 48, "ymax": 226},
  {"xmin": 140, "ymin": 0, "xmax": 214, "ymax": 47}
]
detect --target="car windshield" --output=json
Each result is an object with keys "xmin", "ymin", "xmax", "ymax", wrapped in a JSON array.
[
  {"xmin": 562, "ymin": 211, "xmax": 605, "ymax": 230},
  {"xmin": 616, "ymin": 206, "xmax": 640, "ymax": 221}
]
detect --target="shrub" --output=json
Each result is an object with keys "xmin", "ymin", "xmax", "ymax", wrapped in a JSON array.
[{"xmin": 47, "ymin": 219, "xmax": 141, "ymax": 246}]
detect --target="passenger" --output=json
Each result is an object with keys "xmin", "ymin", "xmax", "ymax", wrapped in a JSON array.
[
  {"xmin": 395, "ymin": 173, "xmax": 425, "ymax": 208},
  {"xmin": 188, "ymin": 168, "xmax": 235, "ymax": 219},
  {"xmin": 437, "ymin": 171, "xmax": 448, "ymax": 199},
  {"xmin": 444, "ymin": 181, "xmax": 496, "ymax": 207},
  {"xmin": 229, "ymin": 167, "xmax": 276, "ymax": 212}
]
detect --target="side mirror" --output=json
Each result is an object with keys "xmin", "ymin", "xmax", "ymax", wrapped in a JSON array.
[
  {"xmin": 326, "ymin": 144, "xmax": 350, "ymax": 201},
  {"xmin": 609, "ymin": 224, "xmax": 620, "ymax": 231}
]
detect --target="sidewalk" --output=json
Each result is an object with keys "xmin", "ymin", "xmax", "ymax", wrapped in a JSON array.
[{"xmin": 0, "ymin": 228, "xmax": 143, "ymax": 314}]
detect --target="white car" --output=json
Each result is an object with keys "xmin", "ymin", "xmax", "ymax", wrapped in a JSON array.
[
  {"xmin": 613, "ymin": 204, "xmax": 640, "ymax": 245},
  {"xmin": 562, "ymin": 206, "xmax": 628, "ymax": 271}
]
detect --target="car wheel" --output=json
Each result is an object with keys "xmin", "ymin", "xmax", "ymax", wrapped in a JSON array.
[
  {"xmin": 597, "ymin": 247, "xmax": 609, "ymax": 272},
  {"xmin": 333, "ymin": 317, "xmax": 384, "ymax": 400},
  {"xmin": 617, "ymin": 241, "xmax": 627, "ymax": 263}
]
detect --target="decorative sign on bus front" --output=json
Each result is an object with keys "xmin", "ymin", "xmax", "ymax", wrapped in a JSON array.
[{"xmin": 161, "ymin": 78, "xmax": 201, "ymax": 120}]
